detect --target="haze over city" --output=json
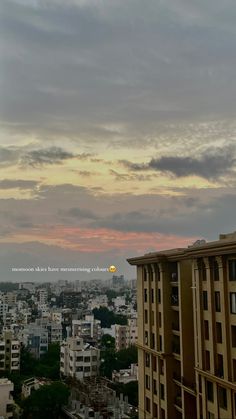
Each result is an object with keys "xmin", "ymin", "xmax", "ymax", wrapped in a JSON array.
[{"xmin": 1, "ymin": 0, "xmax": 236, "ymax": 280}]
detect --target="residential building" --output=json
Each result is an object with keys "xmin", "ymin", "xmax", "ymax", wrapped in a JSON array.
[
  {"xmin": 0, "ymin": 378, "xmax": 14, "ymax": 419},
  {"xmin": 0, "ymin": 330, "xmax": 20, "ymax": 373},
  {"xmin": 128, "ymin": 232, "xmax": 236, "ymax": 419},
  {"xmin": 72, "ymin": 315, "xmax": 101, "ymax": 345},
  {"xmin": 112, "ymin": 363, "xmax": 138, "ymax": 384},
  {"xmin": 21, "ymin": 324, "xmax": 48, "ymax": 358},
  {"xmin": 60, "ymin": 336, "xmax": 100, "ymax": 381},
  {"xmin": 115, "ymin": 324, "xmax": 130, "ymax": 351}
]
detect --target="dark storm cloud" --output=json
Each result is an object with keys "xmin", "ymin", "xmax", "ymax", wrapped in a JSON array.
[
  {"xmin": 60, "ymin": 207, "xmax": 98, "ymax": 220},
  {"xmin": 0, "ymin": 179, "xmax": 38, "ymax": 189},
  {"xmin": 121, "ymin": 147, "xmax": 236, "ymax": 180},
  {"xmin": 21, "ymin": 146, "xmax": 76, "ymax": 167}
]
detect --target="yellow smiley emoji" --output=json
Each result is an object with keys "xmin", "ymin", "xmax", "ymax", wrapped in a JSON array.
[{"xmin": 109, "ymin": 265, "xmax": 117, "ymax": 273}]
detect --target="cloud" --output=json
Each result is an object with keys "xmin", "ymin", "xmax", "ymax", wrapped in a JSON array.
[
  {"xmin": 0, "ymin": 179, "xmax": 38, "ymax": 189},
  {"xmin": 21, "ymin": 146, "xmax": 76, "ymax": 167},
  {"xmin": 60, "ymin": 207, "xmax": 98, "ymax": 220},
  {"xmin": 121, "ymin": 147, "xmax": 236, "ymax": 179}
]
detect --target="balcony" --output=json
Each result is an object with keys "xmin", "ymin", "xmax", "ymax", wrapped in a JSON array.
[{"xmin": 172, "ymin": 322, "xmax": 180, "ymax": 332}]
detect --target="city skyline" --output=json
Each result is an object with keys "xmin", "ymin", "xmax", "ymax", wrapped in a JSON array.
[{"xmin": 1, "ymin": 0, "xmax": 236, "ymax": 280}]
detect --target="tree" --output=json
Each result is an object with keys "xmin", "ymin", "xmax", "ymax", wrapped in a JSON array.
[
  {"xmin": 34, "ymin": 343, "xmax": 60, "ymax": 379},
  {"xmin": 111, "ymin": 381, "xmax": 138, "ymax": 407},
  {"xmin": 100, "ymin": 345, "xmax": 137, "ymax": 379},
  {"xmin": 21, "ymin": 382, "xmax": 70, "ymax": 419},
  {"xmin": 101, "ymin": 334, "xmax": 115, "ymax": 349},
  {"xmin": 93, "ymin": 307, "xmax": 127, "ymax": 328}
]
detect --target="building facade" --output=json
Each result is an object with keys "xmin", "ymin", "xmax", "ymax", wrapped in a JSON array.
[
  {"xmin": 0, "ymin": 330, "xmax": 20, "ymax": 373},
  {"xmin": 60, "ymin": 336, "xmax": 100, "ymax": 381},
  {"xmin": 128, "ymin": 232, "xmax": 236, "ymax": 419},
  {"xmin": 0, "ymin": 378, "xmax": 14, "ymax": 419}
]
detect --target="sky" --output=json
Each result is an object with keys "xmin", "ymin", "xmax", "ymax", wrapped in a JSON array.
[{"xmin": 0, "ymin": 0, "xmax": 236, "ymax": 281}]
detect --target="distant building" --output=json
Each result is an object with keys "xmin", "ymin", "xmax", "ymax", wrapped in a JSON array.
[
  {"xmin": 0, "ymin": 330, "xmax": 20, "ymax": 373},
  {"xmin": 112, "ymin": 363, "xmax": 138, "ymax": 384},
  {"xmin": 72, "ymin": 315, "xmax": 101, "ymax": 345},
  {"xmin": 60, "ymin": 337, "xmax": 100, "ymax": 380},
  {"xmin": 21, "ymin": 377, "xmax": 49, "ymax": 398},
  {"xmin": 0, "ymin": 378, "xmax": 14, "ymax": 419},
  {"xmin": 21, "ymin": 324, "xmax": 48, "ymax": 359}
]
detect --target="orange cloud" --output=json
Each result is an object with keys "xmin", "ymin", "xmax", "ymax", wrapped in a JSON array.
[{"xmin": 0, "ymin": 225, "xmax": 198, "ymax": 254}]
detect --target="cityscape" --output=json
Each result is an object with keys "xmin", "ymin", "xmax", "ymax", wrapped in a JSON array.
[{"xmin": 1, "ymin": 0, "xmax": 236, "ymax": 418}]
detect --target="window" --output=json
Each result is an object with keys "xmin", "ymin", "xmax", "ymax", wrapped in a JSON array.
[
  {"xmin": 216, "ymin": 322, "xmax": 222, "ymax": 343},
  {"xmin": 158, "ymin": 289, "xmax": 161, "ymax": 303},
  {"xmin": 202, "ymin": 263, "xmax": 207, "ymax": 281},
  {"xmin": 160, "ymin": 359, "xmax": 164, "ymax": 375},
  {"xmin": 205, "ymin": 350, "xmax": 210, "ymax": 370},
  {"xmin": 233, "ymin": 359, "xmax": 236, "ymax": 381},
  {"xmin": 151, "ymin": 289, "xmax": 154, "ymax": 303},
  {"xmin": 229, "ymin": 260, "xmax": 236, "ymax": 281},
  {"xmin": 206, "ymin": 381, "xmax": 214, "ymax": 402},
  {"xmin": 219, "ymin": 386, "xmax": 227, "ymax": 409},
  {"xmin": 84, "ymin": 366, "xmax": 90, "ymax": 372},
  {"xmin": 159, "ymin": 335, "xmax": 162, "ymax": 351},
  {"xmin": 145, "ymin": 309, "xmax": 148, "ymax": 324},
  {"xmin": 145, "ymin": 331, "xmax": 148, "ymax": 345},
  {"xmin": 217, "ymin": 354, "xmax": 224, "ymax": 378},
  {"xmin": 159, "ymin": 312, "xmax": 162, "ymax": 327},
  {"xmin": 204, "ymin": 320, "xmax": 209, "ymax": 340},
  {"xmin": 215, "ymin": 292, "xmax": 221, "ymax": 312},
  {"xmin": 145, "ymin": 353, "xmax": 150, "ymax": 367},
  {"xmin": 84, "ymin": 356, "xmax": 90, "ymax": 362},
  {"xmin": 151, "ymin": 333, "xmax": 155, "ymax": 349},
  {"xmin": 145, "ymin": 397, "xmax": 151, "ymax": 413},
  {"xmin": 153, "ymin": 378, "xmax": 157, "ymax": 394},
  {"xmin": 151, "ymin": 310, "xmax": 155, "ymax": 326},
  {"xmin": 203, "ymin": 291, "xmax": 208, "ymax": 310},
  {"xmin": 160, "ymin": 383, "xmax": 165, "ymax": 400},
  {"xmin": 230, "ymin": 293, "xmax": 236, "ymax": 314},
  {"xmin": 232, "ymin": 325, "xmax": 236, "ymax": 347},
  {"xmin": 145, "ymin": 374, "xmax": 150, "ymax": 390},
  {"xmin": 153, "ymin": 356, "xmax": 157, "ymax": 371},
  {"xmin": 213, "ymin": 260, "xmax": 219, "ymax": 281},
  {"xmin": 153, "ymin": 403, "xmax": 158, "ymax": 418},
  {"xmin": 144, "ymin": 289, "xmax": 148, "ymax": 302},
  {"xmin": 76, "ymin": 356, "xmax": 83, "ymax": 362}
]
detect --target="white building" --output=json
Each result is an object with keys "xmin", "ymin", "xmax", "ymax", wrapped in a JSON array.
[
  {"xmin": 0, "ymin": 378, "xmax": 14, "ymax": 419},
  {"xmin": 112, "ymin": 363, "xmax": 138, "ymax": 384},
  {"xmin": 112, "ymin": 296, "xmax": 126, "ymax": 309},
  {"xmin": 0, "ymin": 330, "xmax": 20, "ymax": 373},
  {"xmin": 21, "ymin": 377, "xmax": 48, "ymax": 398},
  {"xmin": 88, "ymin": 295, "xmax": 108, "ymax": 311},
  {"xmin": 114, "ymin": 318, "xmax": 138, "ymax": 351},
  {"xmin": 60, "ymin": 337, "xmax": 100, "ymax": 381},
  {"xmin": 72, "ymin": 315, "xmax": 101, "ymax": 344}
]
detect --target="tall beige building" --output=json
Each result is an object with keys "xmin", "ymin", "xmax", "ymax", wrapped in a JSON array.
[{"xmin": 128, "ymin": 232, "xmax": 236, "ymax": 419}]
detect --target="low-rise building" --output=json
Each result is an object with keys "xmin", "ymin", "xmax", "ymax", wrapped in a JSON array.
[
  {"xmin": 60, "ymin": 337, "xmax": 100, "ymax": 381},
  {"xmin": 112, "ymin": 363, "xmax": 138, "ymax": 384},
  {"xmin": 0, "ymin": 330, "xmax": 20, "ymax": 372},
  {"xmin": 72, "ymin": 315, "xmax": 101, "ymax": 345},
  {"xmin": 0, "ymin": 378, "xmax": 14, "ymax": 419}
]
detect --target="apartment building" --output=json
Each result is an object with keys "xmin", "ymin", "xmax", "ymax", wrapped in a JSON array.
[
  {"xmin": 128, "ymin": 232, "xmax": 236, "ymax": 419},
  {"xmin": 0, "ymin": 378, "xmax": 14, "ymax": 419},
  {"xmin": 128, "ymin": 249, "xmax": 195, "ymax": 419},
  {"xmin": 189, "ymin": 232, "xmax": 236, "ymax": 419},
  {"xmin": 0, "ymin": 330, "xmax": 20, "ymax": 373},
  {"xmin": 72, "ymin": 314, "xmax": 101, "ymax": 345},
  {"xmin": 60, "ymin": 336, "xmax": 100, "ymax": 381},
  {"xmin": 21, "ymin": 324, "xmax": 48, "ymax": 358}
]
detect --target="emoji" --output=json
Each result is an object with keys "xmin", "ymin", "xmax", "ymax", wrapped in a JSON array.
[{"xmin": 109, "ymin": 265, "xmax": 117, "ymax": 273}]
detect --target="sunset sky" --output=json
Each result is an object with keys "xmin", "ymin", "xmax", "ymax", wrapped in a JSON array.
[{"xmin": 1, "ymin": 0, "xmax": 236, "ymax": 280}]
